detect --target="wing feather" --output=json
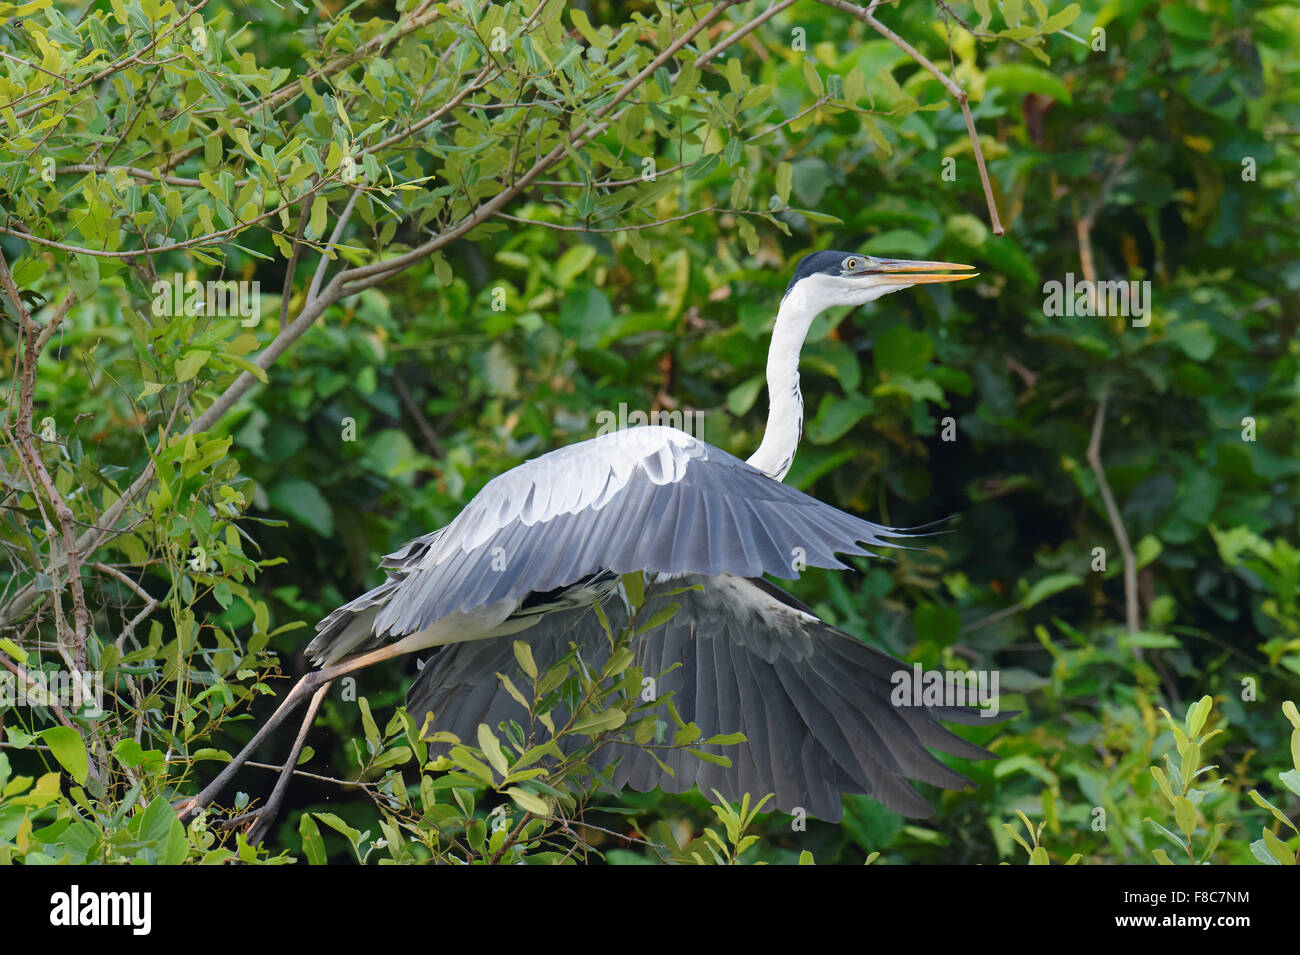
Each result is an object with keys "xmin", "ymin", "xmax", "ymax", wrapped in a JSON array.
[
  {"xmin": 404, "ymin": 573, "xmax": 1001, "ymax": 821},
  {"xmin": 363, "ymin": 427, "xmax": 905, "ymax": 639}
]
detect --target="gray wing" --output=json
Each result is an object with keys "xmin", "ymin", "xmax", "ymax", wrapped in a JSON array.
[
  {"xmin": 366, "ymin": 425, "xmax": 909, "ymax": 639},
  {"xmin": 405, "ymin": 574, "xmax": 999, "ymax": 821},
  {"xmin": 307, "ymin": 527, "xmax": 449, "ymax": 664}
]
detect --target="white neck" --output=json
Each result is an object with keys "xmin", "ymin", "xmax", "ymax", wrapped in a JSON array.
[{"xmin": 746, "ymin": 290, "xmax": 820, "ymax": 481}]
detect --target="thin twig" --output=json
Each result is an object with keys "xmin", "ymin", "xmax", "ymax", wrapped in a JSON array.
[
  {"xmin": 0, "ymin": 254, "xmax": 86, "ymax": 664},
  {"xmin": 696, "ymin": 0, "xmax": 798, "ymax": 65},
  {"xmin": 495, "ymin": 206, "xmax": 720, "ymax": 233},
  {"xmin": 279, "ymin": 193, "xmax": 314, "ymax": 328},
  {"xmin": 393, "ymin": 372, "xmax": 446, "ymax": 458},
  {"xmin": 1086, "ymin": 393, "xmax": 1140, "ymax": 635},
  {"xmin": 90, "ymin": 562, "xmax": 160, "ymax": 649},
  {"xmin": 815, "ymin": 0, "xmax": 1005, "ymax": 235},
  {"xmin": 1076, "ymin": 141, "xmax": 1138, "ymax": 302}
]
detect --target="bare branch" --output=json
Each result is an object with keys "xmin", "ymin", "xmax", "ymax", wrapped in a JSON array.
[
  {"xmin": 815, "ymin": 0, "xmax": 1005, "ymax": 235},
  {"xmin": 696, "ymin": 0, "xmax": 798, "ymax": 66},
  {"xmin": 1087, "ymin": 393, "xmax": 1140, "ymax": 635},
  {"xmin": 306, "ymin": 187, "xmax": 364, "ymax": 308},
  {"xmin": 0, "ymin": 251, "xmax": 86, "ymax": 663},
  {"xmin": 1076, "ymin": 141, "xmax": 1138, "ymax": 297},
  {"xmin": 495, "ymin": 206, "xmax": 721, "ymax": 233}
]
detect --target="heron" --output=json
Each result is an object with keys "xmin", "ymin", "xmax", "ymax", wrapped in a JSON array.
[{"xmin": 179, "ymin": 250, "xmax": 997, "ymax": 838}]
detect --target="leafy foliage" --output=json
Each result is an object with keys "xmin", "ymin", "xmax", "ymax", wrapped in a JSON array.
[{"xmin": 0, "ymin": 0, "xmax": 1297, "ymax": 863}]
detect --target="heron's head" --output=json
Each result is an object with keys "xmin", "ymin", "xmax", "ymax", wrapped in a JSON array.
[{"xmin": 783, "ymin": 250, "xmax": 976, "ymax": 311}]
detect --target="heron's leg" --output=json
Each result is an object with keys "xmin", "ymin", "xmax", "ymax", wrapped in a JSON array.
[
  {"xmin": 174, "ymin": 641, "xmax": 412, "ymax": 821},
  {"xmin": 222, "ymin": 680, "xmax": 332, "ymax": 845}
]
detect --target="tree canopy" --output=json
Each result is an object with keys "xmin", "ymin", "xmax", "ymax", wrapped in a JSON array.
[{"xmin": 0, "ymin": 0, "xmax": 1297, "ymax": 865}]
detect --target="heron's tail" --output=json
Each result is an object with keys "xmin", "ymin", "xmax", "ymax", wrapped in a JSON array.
[{"xmin": 307, "ymin": 579, "xmax": 400, "ymax": 666}]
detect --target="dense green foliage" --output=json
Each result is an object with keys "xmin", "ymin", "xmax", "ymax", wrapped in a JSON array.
[{"xmin": 0, "ymin": 0, "xmax": 1297, "ymax": 864}]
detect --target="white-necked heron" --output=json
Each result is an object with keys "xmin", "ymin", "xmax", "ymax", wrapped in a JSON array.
[{"xmin": 179, "ymin": 251, "xmax": 994, "ymax": 837}]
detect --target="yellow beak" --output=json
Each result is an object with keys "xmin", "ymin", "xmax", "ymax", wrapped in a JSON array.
[{"xmin": 857, "ymin": 257, "xmax": 978, "ymax": 285}]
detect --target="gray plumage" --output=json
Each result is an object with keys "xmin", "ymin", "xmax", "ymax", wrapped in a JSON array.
[
  {"xmin": 405, "ymin": 574, "xmax": 993, "ymax": 822},
  {"xmin": 309, "ymin": 426, "xmax": 909, "ymax": 660}
]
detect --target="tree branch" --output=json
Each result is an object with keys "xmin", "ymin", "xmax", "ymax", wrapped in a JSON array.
[
  {"xmin": 1086, "ymin": 393, "xmax": 1140, "ymax": 634},
  {"xmin": 815, "ymin": 0, "xmax": 1005, "ymax": 235},
  {"xmin": 0, "ymin": 251, "xmax": 86, "ymax": 662}
]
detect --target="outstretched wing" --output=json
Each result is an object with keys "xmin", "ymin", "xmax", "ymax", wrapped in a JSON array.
[
  {"xmin": 366, "ymin": 425, "xmax": 908, "ymax": 639},
  {"xmin": 406, "ymin": 574, "xmax": 1000, "ymax": 821}
]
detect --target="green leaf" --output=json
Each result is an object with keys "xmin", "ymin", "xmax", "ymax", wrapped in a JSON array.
[
  {"xmin": 478, "ymin": 724, "xmax": 509, "ymax": 778},
  {"xmin": 1041, "ymin": 3, "xmax": 1080, "ymax": 33},
  {"xmin": 1021, "ymin": 573, "xmax": 1082, "ymax": 609},
  {"xmin": 175, "ymin": 349, "xmax": 211, "ymax": 382},
  {"xmin": 1185, "ymin": 695, "xmax": 1213, "ymax": 738},
  {"xmin": 300, "ymin": 812, "xmax": 327, "ymax": 865},
  {"xmin": 554, "ymin": 244, "xmax": 596, "ymax": 288},
  {"xmin": 1250, "ymin": 838, "xmax": 1282, "ymax": 865},
  {"xmin": 727, "ymin": 375, "xmax": 765, "ymax": 416},
  {"xmin": 136, "ymin": 795, "xmax": 189, "ymax": 864},
  {"xmin": 984, "ymin": 64, "xmax": 1073, "ymax": 105},
  {"xmin": 1261, "ymin": 827, "xmax": 1295, "ymax": 864},
  {"xmin": 1158, "ymin": 5, "xmax": 1213, "ymax": 41},
  {"xmin": 1150, "ymin": 766, "xmax": 1176, "ymax": 804},
  {"xmin": 801, "ymin": 59, "xmax": 823, "ymax": 96},
  {"xmin": 358, "ymin": 696, "xmax": 380, "ymax": 751},
  {"xmin": 621, "ymin": 571, "xmax": 645, "ymax": 609},
  {"xmin": 688, "ymin": 748, "xmax": 732, "ymax": 767},
  {"xmin": 570, "ymin": 708, "xmax": 626, "ymax": 736},
  {"xmin": 775, "ymin": 161, "xmax": 792, "ymax": 204},
  {"xmin": 1282, "ymin": 768, "xmax": 1300, "ymax": 798},
  {"xmin": 1143, "ymin": 817, "xmax": 1188, "ymax": 853},
  {"xmin": 1168, "ymin": 320, "xmax": 1216, "ymax": 361},
  {"xmin": 219, "ymin": 352, "xmax": 269, "ymax": 383},
  {"xmin": 313, "ymin": 812, "xmax": 363, "ymax": 853},
  {"xmin": 570, "ymin": 8, "xmax": 605, "ymax": 47},
  {"xmin": 512, "ymin": 640, "xmax": 538, "ymax": 680},
  {"xmin": 634, "ymin": 603, "xmax": 680, "ymax": 636},
  {"xmin": 69, "ymin": 254, "xmax": 99, "ymax": 301},
  {"xmin": 1172, "ymin": 796, "xmax": 1197, "ymax": 836},
  {"xmin": 807, "ymin": 393, "xmax": 873, "ymax": 444},
  {"xmin": 310, "ymin": 195, "xmax": 328, "ymax": 238},
  {"xmin": 506, "ymin": 787, "xmax": 550, "ymax": 816},
  {"xmin": 0, "ymin": 638, "xmax": 29, "ymax": 664},
  {"xmin": 796, "ymin": 208, "xmax": 844, "ymax": 225},
  {"xmin": 204, "ymin": 133, "xmax": 221, "ymax": 167},
  {"xmin": 1282, "ymin": 701, "xmax": 1299, "ymax": 730},
  {"xmin": 1118, "ymin": 631, "xmax": 1182, "ymax": 650},
  {"xmin": 39, "ymin": 726, "xmax": 87, "ymax": 785},
  {"xmin": 873, "ymin": 325, "xmax": 933, "ymax": 377},
  {"xmin": 267, "ymin": 479, "xmax": 335, "ymax": 536},
  {"xmin": 1249, "ymin": 789, "xmax": 1298, "ymax": 831}
]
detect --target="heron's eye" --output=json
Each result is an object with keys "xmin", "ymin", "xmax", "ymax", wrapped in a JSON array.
[{"xmin": 844, "ymin": 257, "xmax": 858, "ymax": 271}]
